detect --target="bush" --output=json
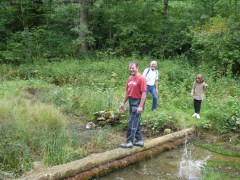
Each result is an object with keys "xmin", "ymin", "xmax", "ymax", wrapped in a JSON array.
[{"xmin": 142, "ymin": 111, "xmax": 177, "ymax": 132}]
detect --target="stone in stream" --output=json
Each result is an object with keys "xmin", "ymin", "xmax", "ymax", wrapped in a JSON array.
[{"xmin": 86, "ymin": 110, "xmax": 126, "ymax": 129}]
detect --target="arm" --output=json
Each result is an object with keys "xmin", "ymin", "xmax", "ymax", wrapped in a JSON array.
[
  {"xmin": 155, "ymin": 70, "xmax": 159, "ymax": 94},
  {"xmin": 137, "ymin": 91, "xmax": 147, "ymax": 113},
  {"xmin": 119, "ymin": 92, "xmax": 128, "ymax": 112},
  {"xmin": 155, "ymin": 80, "xmax": 158, "ymax": 95},
  {"xmin": 142, "ymin": 68, "xmax": 147, "ymax": 77},
  {"xmin": 190, "ymin": 82, "xmax": 195, "ymax": 96},
  {"xmin": 203, "ymin": 83, "xmax": 208, "ymax": 89}
]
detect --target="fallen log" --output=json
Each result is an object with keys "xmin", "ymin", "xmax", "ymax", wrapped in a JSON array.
[{"xmin": 19, "ymin": 127, "xmax": 195, "ymax": 180}]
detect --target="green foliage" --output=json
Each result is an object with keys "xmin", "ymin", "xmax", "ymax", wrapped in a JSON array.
[
  {"xmin": 194, "ymin": 141, "xmax": 240, "ymax": 157},
  {"xmin": 2, "ymin": 1, "xmax": 240, "ymax": 172},
  {"xmin": 11, "ymin": 58, "xmax": 129, "ymax": 88},
  {"xmin": 39, "ymin": 86, "xmax": 121, "ymax": 120},
  {"xmin": 0, "ymin": 97, "xmax": 72, "ymax": 175},
  {"xmin": 0, "ymin": 57, "xmax": 239, "ymax": 177},
  {"xmin": 0, "ymin": 1, "xmax": 80, "ymax": 63},
  {"xmin": 43, "ymin": 132, "xmax": 70, "ymax": 166},
  {"xmin": 90, "ymin": 0, "xmax": 196, "ymax": 57},
  {"xmin": 194, "ymin": 137, "xmax": 240, "ymax": 179},
  {"xmin": 202, "ymin": 160, "xmax": 240, "ymax": 180},
  {"xmin": 87, "ymin": 128, "xmax": 110, "ymax": 150},
  {"xmin": 0, "ymin": 124, "xmax": 33, "ymax": 176},
  {"xmin": 190, "ymin": 15, "xmax": 240, "ymax": 75},
  {"xmin": 0, "ymin": 0, "xmax": 240, "ymax": 78},
  {"xmin": 201, "ymin": 77, "xmax": 240, "ymax": 133},
  {"xmin": 142, "ymin": 111, "xmax": 177, "ymax": 132}
]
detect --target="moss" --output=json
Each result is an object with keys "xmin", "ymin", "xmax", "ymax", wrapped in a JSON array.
[
  {"xmin": 193, "ymin": 141, "xmax": 240, "ymax": 157},
  {"xmin": 202, "ymin": 160, "xmax": 240, "ymax": 180}
]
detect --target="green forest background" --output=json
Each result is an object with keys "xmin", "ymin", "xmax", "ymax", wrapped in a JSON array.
[
  {"xmin": 0, "ymin": 0, "xmax": 240, "ymax": 75},
  {"xmin": 0, "ymin": 0, "xmax": 240, "ymax": 179}
]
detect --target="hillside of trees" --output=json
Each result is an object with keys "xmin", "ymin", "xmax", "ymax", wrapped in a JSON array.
[{"xmin": 0, "ymin": 0, "xmax": 239, "ymax": 76}]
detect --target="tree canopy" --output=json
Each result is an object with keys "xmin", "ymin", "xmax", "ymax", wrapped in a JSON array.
[{"xmin": 0, "ymin": 0, "xmax": 239, "ymax": 75}]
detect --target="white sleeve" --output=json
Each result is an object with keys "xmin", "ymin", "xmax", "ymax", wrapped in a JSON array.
[{"xmin": 142, "ymin": 68, "xmax": 148, "ymax": 77}]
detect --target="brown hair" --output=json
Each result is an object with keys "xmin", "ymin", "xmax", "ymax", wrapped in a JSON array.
[
  {"xmin": 195, "ymin": 74, "xmax": 204, "ymax": 83},
  {"xmin": 129, "ymin": 61, "xmax": 139, "ymax": 68}
]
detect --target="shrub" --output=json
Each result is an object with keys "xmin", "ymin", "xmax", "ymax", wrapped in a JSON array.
[{"xmin": 142, "ymin": 111, "xmax": 177, "ymax": 132}]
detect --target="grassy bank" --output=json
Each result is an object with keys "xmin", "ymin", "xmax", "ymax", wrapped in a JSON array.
[
  {"xmin": 0, "ymin": 57, "xmax": 239, "ymax": 178},
  {"xmin": 202, "ymin": 160, "xmax": 240, "ymax": 179}
]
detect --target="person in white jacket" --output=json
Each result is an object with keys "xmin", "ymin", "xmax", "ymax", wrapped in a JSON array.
[{"xmin": 142, "ymin": 60, "xmax": 159, "ymax": 111}]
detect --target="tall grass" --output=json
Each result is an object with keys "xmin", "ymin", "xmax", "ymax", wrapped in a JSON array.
[
  {"xmin": 37, "ymin": 86, "xmax": 121, "ymax": 119},
  {"xmin": 0, "ymin": 97, "xmax": 71, "ymax": 176}
]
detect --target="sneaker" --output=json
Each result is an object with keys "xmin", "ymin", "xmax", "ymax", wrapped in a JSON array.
[
  {"xmin": 120, "ymin": 141, "xmax": 133, "ymax": 148},
  {"xmin": 133, "ymin": 140, "xmax": 144, "ymax": 147},
  {"xmin": 196, "ymin": 114, "xmax": 200, "ymax": 119},
  {"xmin": 192, "ymin": 113, "xmax": 197, "ymax": 117}
]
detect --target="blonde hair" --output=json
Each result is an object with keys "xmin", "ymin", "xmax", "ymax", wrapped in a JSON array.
[
  {"xmin": 150, "ymin": 60, "xmax": 157, "ymax": 66},
  {"xmin": 196, "ymin": 74, "xmax": 204, "ymax": 83}
]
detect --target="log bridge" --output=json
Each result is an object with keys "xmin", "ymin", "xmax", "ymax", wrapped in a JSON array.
[{"xmin": 19, "ymin": 127, "xmax": 195, "ymax": 180}]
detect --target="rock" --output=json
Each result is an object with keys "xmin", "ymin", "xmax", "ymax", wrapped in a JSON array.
[
  {"xmin": 98, "ymin": 121, "xmax": 107, "ymax": 127},
  {"xmin": 103, "ymin": 111, "xmax": 113, "ymax": 119},
  {"xmin": 97, "ymin": 117, "xmax": 106, "ymax": 121},
  {"xmin": 86, "ymin": 122, "xmax": 96, "ymax": 130},
  {"xmin": 91, "ymin": 109, "xmax": 126, "ymax": 127},
  {"xmin": 164, "ymin": 128, "xmax": 172, "ymax": 135}
]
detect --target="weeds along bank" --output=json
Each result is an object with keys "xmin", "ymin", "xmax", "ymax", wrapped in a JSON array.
[{"xmin": 0, "ymin": 57, "xmax": 239, "ymax": 178}]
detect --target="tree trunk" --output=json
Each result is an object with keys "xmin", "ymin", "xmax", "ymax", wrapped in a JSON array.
[
  {"xmin": 162, "ymin": 0, "xmax": 168, "ymax": 57},
  {"xmin": 60, "ymin": 0, "xmax": 91, "ymax": 53},
  {"xmin": 79, "ymin": 0, "xmax": 90, "ymax": 52},
  {"xmin": 163, "ymin": 0, "xmax": 168, "ymax": 17}
]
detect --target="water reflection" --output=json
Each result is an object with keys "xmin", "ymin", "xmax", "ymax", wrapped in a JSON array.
[{"xmin": 97, "ymin": 143, "xmax": 240, "ymax": 180}]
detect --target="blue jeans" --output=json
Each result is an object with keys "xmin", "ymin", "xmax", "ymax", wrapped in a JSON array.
[
  {"xmin": 126, "ymin": 98, "xmax": 143, "ymax": 143},
  {"xmin": 147, "ymin": 85, "xmax": 158, "ymax": 110}
]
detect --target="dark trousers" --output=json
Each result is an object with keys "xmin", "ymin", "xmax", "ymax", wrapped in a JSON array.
[
  {"xmin": 194, "ymin": 99, "xmax": 202, "ymax": 114},
  {"xmin": 126, "ymin": 98, "xmax": 143, "ymax": 143}
]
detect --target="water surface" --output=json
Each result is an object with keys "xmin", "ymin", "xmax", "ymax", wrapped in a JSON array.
[{"xmin": 97, "ymin": 144, "xmax": 240, "ymax": 180}]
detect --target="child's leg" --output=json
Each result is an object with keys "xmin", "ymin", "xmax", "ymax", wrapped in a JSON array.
[
  {"xmin": 193, "ymin": 99, "xmax": 197, "ymax": 113},
  {"xmin": 196, "ymin": 100, "xmax": 202, "ymax": 114}
]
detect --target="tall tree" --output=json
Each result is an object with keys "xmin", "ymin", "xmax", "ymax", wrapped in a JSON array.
[
  {"xmin": 79, "ymin": 0, "xmax": 91, "ymax": 52},
  {"xmin": 162, "ymin": 0, "xmax": 168, "ymax": 56},
  {"xmin": 60, "ymin": 0, "xmax": 91, "ymax": 52},
  {"xmin": 163, "ymin": 0, "xmax": 168, "ymax": 17}
]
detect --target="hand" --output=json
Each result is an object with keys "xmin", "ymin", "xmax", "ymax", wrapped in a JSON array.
[
  {"xmin": 155, "ymin": 89, "xmax": 158, "ymax": 95},
  {"xmin": 137, "ymin": 106, "xmax": 143, "ymax": 113},
  {"xmin": 205, "ymin": 84, "xmax": 208, "ymax": 88},
  {"xmin": 119, "ymin": 102, "xmax": 125, "ymax": 112}
]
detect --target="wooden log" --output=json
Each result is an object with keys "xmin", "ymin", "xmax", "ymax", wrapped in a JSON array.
[{"xmin": 19, "ymin": 127, "xmax": 195, "ymax": 180}]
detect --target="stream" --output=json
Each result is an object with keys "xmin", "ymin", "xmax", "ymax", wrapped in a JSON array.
[{"xmin": 97, "ymin": 142, "xmax": 240, "ymax": 180}]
